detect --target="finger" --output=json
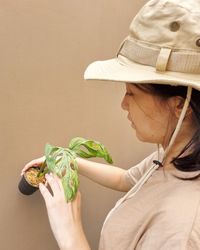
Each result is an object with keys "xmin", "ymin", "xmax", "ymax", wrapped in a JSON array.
[
  {"xmin": 71, "ymin": 191, "xmax": 81, "ymax": 208},
  {"xmin": 75, "ymin": 190, "xmax": 81, "ymax": 202},
  {"xmin": 52, "ymin": 174, "xmax": 64, "ymax": 192},
  {"xmin": 53, "ymin": 174, "xmax": 66, "ymax": 199},
  {"xmin": 45, "ymin": 174, "xmax": 62, "ymax": 197},
  {"xmin": 21, "ymin": 156, "xmax": 45, "ymax": 175},
  {"xmin": 21, "ymin": 161, "xmax": 38, "ymax": 175},
  {"xmin": 39, "ymin": 183, "xmax": 52, "ymax": 204},
  {"xmin": 45, "ymin": 180, "xmax": 48, "ymax": 187},
  {"xmin": 71, "ymin": 191, "xmax": 82, "ymax": 220}
]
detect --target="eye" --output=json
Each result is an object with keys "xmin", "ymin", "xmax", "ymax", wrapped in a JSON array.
[{"xmin": 125, "ymin": 92, "xmax": 133, "ymax": 96}]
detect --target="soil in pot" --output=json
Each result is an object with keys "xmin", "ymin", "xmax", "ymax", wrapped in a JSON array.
[{"xmin": 18, "ymin": 167, "xmax": 46, "ymax": 195}]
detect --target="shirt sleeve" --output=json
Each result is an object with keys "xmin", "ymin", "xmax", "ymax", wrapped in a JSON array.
[{"xmin": 124, "ymin": 150, "xmax": 160, "ymax": 187}]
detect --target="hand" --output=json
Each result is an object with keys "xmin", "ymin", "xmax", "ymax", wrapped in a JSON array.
[
  {"xmin": 21, "ymin": 156, "xmax": 45, "ymax": 176},
  {"xmin": 39, "ymin": 174, "xmax": 90, "ymax": 250}
]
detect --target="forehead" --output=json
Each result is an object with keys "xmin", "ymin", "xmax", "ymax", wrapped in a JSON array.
[
  {"xmin": 125, "ymin": 82, "xmax": 167, "ymax": 106},
  {"xmin": 126, "ymin": 83, "xmax": 150, "ymax": 94},
  {"xmin": 126, "ymin": 83, "xmax": 139, "ymax": 90}
]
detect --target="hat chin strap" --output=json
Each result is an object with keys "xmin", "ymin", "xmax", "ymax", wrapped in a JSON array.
[{"xmin": 162, "ymin": 86, "xmax": 192, "ymax": 163}]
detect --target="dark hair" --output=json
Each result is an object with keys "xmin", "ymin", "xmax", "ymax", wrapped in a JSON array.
[{"xmin": 135, "ymin": 84, "xmax": 200, "ymax": 175}]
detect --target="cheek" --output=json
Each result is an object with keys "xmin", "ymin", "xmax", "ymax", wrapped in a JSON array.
[
  {"xmin": 149, "ymin": 113, "xmax": 174, "ymax": 141},
  {"xmin": 147, "ymin": 112, "xmax": 170, "ymax": 134},
  {"xmin": 135, "ymin": 122, "xmax": 164, "ymax": 143},
  {"xmin": 134, "ymin": 111, "xmax": 171, "ymax": 143},
  {"xmin": 129, "ymin": 98, "xmax": 172, "ymax": 133}
]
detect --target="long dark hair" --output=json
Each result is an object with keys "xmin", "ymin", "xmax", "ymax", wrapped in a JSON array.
[{"xmin": 135, "ymin": 84, "xmax": 200, "ymax": 174}]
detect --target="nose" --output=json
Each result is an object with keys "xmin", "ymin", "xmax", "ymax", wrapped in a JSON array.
[{"xmin": 121, "ymin": 95, "xmax": 129, "ymax": 111}]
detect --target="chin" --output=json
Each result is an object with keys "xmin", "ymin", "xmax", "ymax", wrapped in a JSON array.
[
  {"xmin": 135, "ymin": 132, "xmax": 145, "ymax": 142},
  {"xmin": 135, "ymin": 132, "xmax": 155, "ymax": 144},
  {"xmin": 136, "ymin": 136, "xmax": 148, "ymax": 142}
]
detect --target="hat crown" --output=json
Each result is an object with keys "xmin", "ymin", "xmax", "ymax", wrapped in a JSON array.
[
  {"xmin": 130, "ymin": 0, "xmax": 200, "ymax": 51},
  {"xmin": 84, "ymin": 0, "xmax": 200, "ymax": 91}
]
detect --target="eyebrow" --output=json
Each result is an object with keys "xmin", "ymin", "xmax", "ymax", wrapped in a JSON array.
[{"xmin": 127, "ymin": 84, "xmax": 138, "ymax": 92}]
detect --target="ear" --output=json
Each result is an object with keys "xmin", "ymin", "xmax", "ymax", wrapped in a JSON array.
[{"xmin": 171, "ymin": 96, "xmax": 192, "ymax": 119}]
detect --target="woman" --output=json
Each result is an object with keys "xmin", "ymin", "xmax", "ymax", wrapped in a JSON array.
[{"xmin": 21, "ymin": 0, "xmax": 200, "ymax": 249}]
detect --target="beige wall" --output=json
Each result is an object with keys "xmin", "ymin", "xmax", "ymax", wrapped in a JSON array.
[{"xmin": 0, "ymin": 1, "xmax": 153, "ymax": 249}]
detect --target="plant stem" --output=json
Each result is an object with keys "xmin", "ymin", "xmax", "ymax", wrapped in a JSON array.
[{"xmin": 37, "ymin": 160, "xmax": 47, "ymax": 177}]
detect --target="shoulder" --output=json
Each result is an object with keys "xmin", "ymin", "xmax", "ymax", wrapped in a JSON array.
[
  {"xmin": 160, "ymin": 179, "xmax": 200, "ymax": 215},
  {"xmin": 125, "ymin": 150, "xmax": 160, "ymax": 186}
]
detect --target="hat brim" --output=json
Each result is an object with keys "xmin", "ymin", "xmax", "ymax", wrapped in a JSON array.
[{"xmin": 84, "ymin": 56, "xmax": 200, "ymax": 91}]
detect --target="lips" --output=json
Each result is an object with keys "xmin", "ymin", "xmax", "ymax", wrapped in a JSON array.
[
  {"xmin": 131, "ymin": 123, "xmax": 136, "ymax": 128},
  {"xmin": 127, "ymin": 115, "xmax": 131, "ymax": 121},
  {"xmin": 127, "ymin": 115, "xmax": 136, "ymax": 128}
]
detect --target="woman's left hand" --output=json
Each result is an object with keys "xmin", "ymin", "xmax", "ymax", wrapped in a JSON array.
[{"xmin": 39, "ymin": 174, "xmax": 90, "ymax": 250}]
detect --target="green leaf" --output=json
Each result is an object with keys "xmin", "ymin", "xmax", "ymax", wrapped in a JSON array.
[
  {"xmin": 75, "ymin": 149, "xmax": 95, "ymax": 158},
  {"xmin": 46, "ymin": 155, "xmax": 56, "ymax": 172},
  {"xmin": 43, "ymin": 137, "xmax": 113, "ymax": 202},
  {"xmin": 68, "ymin": 137, "xmax": 113, "ymax": 164},
  {"xmin": 45, "ymin": 143, "xmax": 59, "ymax": 157},
  {"xmin": 62, "ymin": 169, "xmax": 79, "ymax": 202},
  {"xmin": 68, "ymin": 137, "xmax": 87, "ymax": 150}
]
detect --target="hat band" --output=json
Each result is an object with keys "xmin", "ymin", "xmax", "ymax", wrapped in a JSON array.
[{"xmin": 118, "ymin": 38, "xmax": 200, "ymax": 74}]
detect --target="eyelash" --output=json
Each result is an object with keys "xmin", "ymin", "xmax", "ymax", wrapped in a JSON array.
[{"xmin": 125, "ymin": 92, "xmax": 133, "ymax": 96}]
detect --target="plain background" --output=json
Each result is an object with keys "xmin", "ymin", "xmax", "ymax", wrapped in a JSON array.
[{"xmin": 0, "ymin": 0, "xmax": 154, "ymax": 249}]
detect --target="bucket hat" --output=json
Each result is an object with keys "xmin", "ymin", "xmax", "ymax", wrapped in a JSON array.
[{"xmin": 84, "ymin": 0, "xmax": 200, "ymax": 91}]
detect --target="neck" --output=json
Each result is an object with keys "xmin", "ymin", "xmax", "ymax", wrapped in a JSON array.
[{"xmin": 161, "ymin": 120, "xmax": 198, "ymax": 169}]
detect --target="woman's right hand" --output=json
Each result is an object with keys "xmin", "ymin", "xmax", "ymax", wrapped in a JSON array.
[{"xmin": 21, "ymin": 156, "xmax": 46, "ymax": 176}]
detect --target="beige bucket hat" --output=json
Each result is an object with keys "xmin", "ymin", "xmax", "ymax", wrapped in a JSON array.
[{"xmin": 84, "ymin": 0, "xmax": 200, "ymax": 91}]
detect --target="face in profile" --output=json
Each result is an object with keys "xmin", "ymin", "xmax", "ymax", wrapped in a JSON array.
[{"xmin": 121, "ymin": 83, "xmax": 177, "ymax": 146}]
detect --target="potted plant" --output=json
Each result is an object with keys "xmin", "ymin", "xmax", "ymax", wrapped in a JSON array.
[{"xmin": 18, "ymin": 137, "xmax": 113, "ymax": 201}]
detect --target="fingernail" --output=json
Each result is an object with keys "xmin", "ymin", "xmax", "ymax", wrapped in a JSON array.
[{"xmin": 45, "ymin": 173, "xmax": 51, "ymax": 178}]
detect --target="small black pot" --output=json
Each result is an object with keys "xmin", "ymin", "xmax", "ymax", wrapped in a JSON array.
[
  {"xmin": 18, "ymin": 167, "xmax": 44, "ymax": 195},
  {"xmin": 18, "ymin": 175, "xmax": 38, "ymax": 195}
]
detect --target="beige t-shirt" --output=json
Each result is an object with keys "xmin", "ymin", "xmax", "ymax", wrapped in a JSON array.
[{"xmin": 99, "ymin": 151, "xmax": 200, "ymax": 250}]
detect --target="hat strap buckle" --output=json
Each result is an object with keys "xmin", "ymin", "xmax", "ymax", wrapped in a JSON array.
[{"xmin": 156, "ymin": 47, "xmax": 172, "ymax": 72}]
